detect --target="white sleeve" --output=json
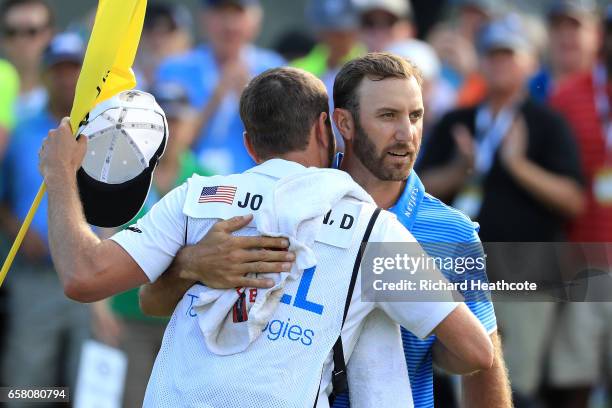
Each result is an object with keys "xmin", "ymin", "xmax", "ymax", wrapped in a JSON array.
[
  {"xmin": 110, "ymin": 183, "xmax": 187, "ymax": 282},
  {"xmin": 372, "ymin": 211, "xmax": 459, "ymax": 339}
]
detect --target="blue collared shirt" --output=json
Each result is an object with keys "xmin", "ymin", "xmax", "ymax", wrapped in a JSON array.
[
  {"xmin": 156, "ymin": 44, "xmax": 285, "ymax": 175},
  {"xmin": 332, "ymin": 164, "xmax": 497, "ymax": 408}
]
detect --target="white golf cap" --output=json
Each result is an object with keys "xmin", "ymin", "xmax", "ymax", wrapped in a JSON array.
[
  {"xmin": 76, "ymin": 90, "xmax": 168, "ymax": 227},
  {"xmin": 354, "ymin": 0, "xmax": 411, "ymax": 18}
]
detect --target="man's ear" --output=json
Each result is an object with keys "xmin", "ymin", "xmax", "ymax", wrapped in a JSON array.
[
  {"xmin": 243, "ymin": 131, "xmax": 261, "ymax": 163},
  {"xmin": 333, "ymin": 108, "xmax": 355, "ymax": 142},
  {"xmin": 314, "ymin": 111, "xmax": 331, "ymax": 149}
]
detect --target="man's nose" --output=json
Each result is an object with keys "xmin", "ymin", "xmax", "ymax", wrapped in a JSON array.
[{"xmin": 394, "ymin": 116, "xmax": 416, "ymax": 143}]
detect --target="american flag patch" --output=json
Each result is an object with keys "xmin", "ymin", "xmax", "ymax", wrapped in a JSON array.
[{"xmin": 198, "ymin": 186, "xmax": 237, "ymax": 204}]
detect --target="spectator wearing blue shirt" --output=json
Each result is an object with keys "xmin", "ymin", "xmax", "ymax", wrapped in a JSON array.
[
  {"xmin": 1, "ymin": 33, "xmax": 90, "ymax": 398},
  {"xmin": 156, "ymin": 0, "xmax": 285, "ymax": 175}
]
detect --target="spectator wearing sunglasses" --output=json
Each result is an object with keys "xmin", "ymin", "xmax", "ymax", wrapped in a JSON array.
[
  {"xmin": 354, "ymin": 0, "xmax": 414, "ymax": 52},
  {"xmin": 0, "ymin": 0, "xmax": 54, "ymax": 119}
]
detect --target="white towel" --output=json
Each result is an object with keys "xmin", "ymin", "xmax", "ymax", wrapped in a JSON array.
[
  {"xmin": 193, "ymin": 167, "xmax": 374, "ymax": 355},
  {"xmin": 347, "ymin": 310, "xmax": 414, "ymax": 408}
]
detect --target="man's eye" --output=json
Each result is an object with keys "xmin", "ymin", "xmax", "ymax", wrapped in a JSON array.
[
  {"xmin": 381, "ymin": 112, "xmax": 395, "ymax": 119},
  {"xmin": 410, "ymin": 111, "xmax": 423, "ymax": 121}
]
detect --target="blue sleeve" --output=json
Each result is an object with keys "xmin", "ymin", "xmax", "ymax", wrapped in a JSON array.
[
  {"xmin": 460, "ymin": 228, "xmax": 497, "ymax": 332},
  {"xmin": 420, "ymin": 220, "xmax": 497, "ymax": 332}
]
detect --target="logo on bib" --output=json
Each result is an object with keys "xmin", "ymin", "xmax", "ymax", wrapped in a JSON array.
[{"xmin": 198, "ymin": 185, "xmax": 237, "ymax": 205}]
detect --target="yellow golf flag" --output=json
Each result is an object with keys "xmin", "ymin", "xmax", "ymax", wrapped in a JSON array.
[{"xmin": 0, "ymin": 0, "xmax": 148, "ymax": 287}]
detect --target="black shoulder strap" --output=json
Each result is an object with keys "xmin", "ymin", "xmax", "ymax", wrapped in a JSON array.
[{"xmin": 314, "ymin": 207, "xmax": 382, "ymax": 408}]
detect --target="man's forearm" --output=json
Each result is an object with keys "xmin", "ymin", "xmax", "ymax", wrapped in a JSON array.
[
  {"xmin": 433, "ymin": 340, "xmax": 485, "ymax": 375},
  {"xmin": 139, "ymin": 251, "xmax": 196, "ymax": 317},
  {"xmin": 46, "ymin": 170, "xmax": 145, "ymax": 302},
  {"xmin": 430, "ymin": 304, "xmax": 494, "ymax": 373},
  {"xmin": 47, "ymin": 170, "xmax": 104, "ymax": 296},
  {"xmin": 461, "ymin": 331, "xmax": 513, "ymax": 408}
]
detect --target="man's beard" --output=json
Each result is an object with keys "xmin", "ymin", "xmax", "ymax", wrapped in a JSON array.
[{"xmin": 352, "ymin": 118, "xmax": 415, "ymax": 181}]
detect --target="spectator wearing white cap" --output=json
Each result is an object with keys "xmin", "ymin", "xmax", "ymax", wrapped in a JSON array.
[{"xmin": 354, "ymin": 0, "xmax": 413, "ymax": 52}]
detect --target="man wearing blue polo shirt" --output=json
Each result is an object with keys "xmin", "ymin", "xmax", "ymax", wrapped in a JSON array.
[
  {"xmin": 330, "ymin": 53, "xmax": 509, "ymax": 408},
  {"xmin": 140, "ymin": 54, "xmax": 511, "ymax": 406},
  {"xmin": 156, "ymin": 0, "xmax": 285, "ymax": 175}
]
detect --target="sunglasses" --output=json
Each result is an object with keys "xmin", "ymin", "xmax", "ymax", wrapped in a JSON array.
[
  {"xmin": 361, "ymin": 15, "xmax": 399, "ymax": 30},
  {"xmin": 2, "ymin": 25, "xmax": 49, "ymax": 39}
]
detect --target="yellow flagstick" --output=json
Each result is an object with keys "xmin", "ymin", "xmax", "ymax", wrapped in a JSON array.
[{"xmin": 0, "ymin": 0, "xmax": 147, "ymax": 287}]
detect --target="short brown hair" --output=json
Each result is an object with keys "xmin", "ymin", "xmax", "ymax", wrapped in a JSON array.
[
  {"xmin": 240, "ymin": 67, "xmax": 329, "ymax": 160},
  {"xmin": 334, "ymin": 52, "xmax": 423, "ymax": 119}
]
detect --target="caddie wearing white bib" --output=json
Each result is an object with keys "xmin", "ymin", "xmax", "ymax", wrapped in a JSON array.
[{"xmin": 39, "ymin": 67, "xmax": 493, "ymax": 408}]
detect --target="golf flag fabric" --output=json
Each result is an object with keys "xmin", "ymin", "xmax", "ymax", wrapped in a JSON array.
[{"xmin": 0, "ymin": 0, "xmax": 148, "ymax": 287}]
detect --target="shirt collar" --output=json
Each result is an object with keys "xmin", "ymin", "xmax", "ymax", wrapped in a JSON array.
[
  {"xmin": 333, "ymin": 152, "xmax": 425, "ymax": 228},
  {"xmin": 245, "ymin": 158, "xmax": 308, "ymax": 179},
  {"xmin": 389, "ymin": 171, "xmax": 426, "ymax": 230}
]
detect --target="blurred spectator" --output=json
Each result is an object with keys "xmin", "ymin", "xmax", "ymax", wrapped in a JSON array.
[
  {"xmin": 0, "ymin": 57, "xmax": 18, "ymax": 388},
  {"xmin": 410, "ymin": 0, "xmax": 449, "ymax": 39},
  {"xmin": 136, "ymin": 2, "xmax": 193, "ymax": 90},
  {"xmin": 544, "ymin": 9, "xmax": 612, "ymax": 408},
  {"xmin": 293, "ymin": 0, "xmax": 366, "ymax": 150},
  {"xmin": 156, "ymin": 0, "xmax": 285, "ymax": 175},
  {"xmin": 428, "ymin": 0, "xmax": 498, "ymax": 108},
  {"xmin": 354, "ymin": 0, "xmax": 449, "ymax": 121},
  {"xmin": 0, "ymin": 32, "xmax": 92, "ymax": 402},
  {"xmin": 529, "ymin": 0, "xmax": 600, "ymax": 103},
  {"xmin": 417, "ymin": 16, "xmax": 584, "ymax": 407},
  {"xmin": 0, "ymin": 0, "xmax": 54, "ymax": 118},
  {"xmin": 455, "ymin": 0, "xmax": 500, "ymax": 43},
  {"xmin": 0, "ymin": 59, "xmax": 18, "ymax": 159},
  {"xmin": 273, "ymin": 29, "xmax": 316, "ymax": 61},
  {"xmin": 387, "ymin": 37, "xmax": 456, "ymax": 133},
  {"xmin": 354, "ymin": 0, "xmax": 413, "ymax": 52},
  {"xmin": 294, "ymin": 0, "xmax": 365, "ymax": 91},
  {"xmin": 110, "ymin": 82, "xmax": 213, "ymax": 408}
]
